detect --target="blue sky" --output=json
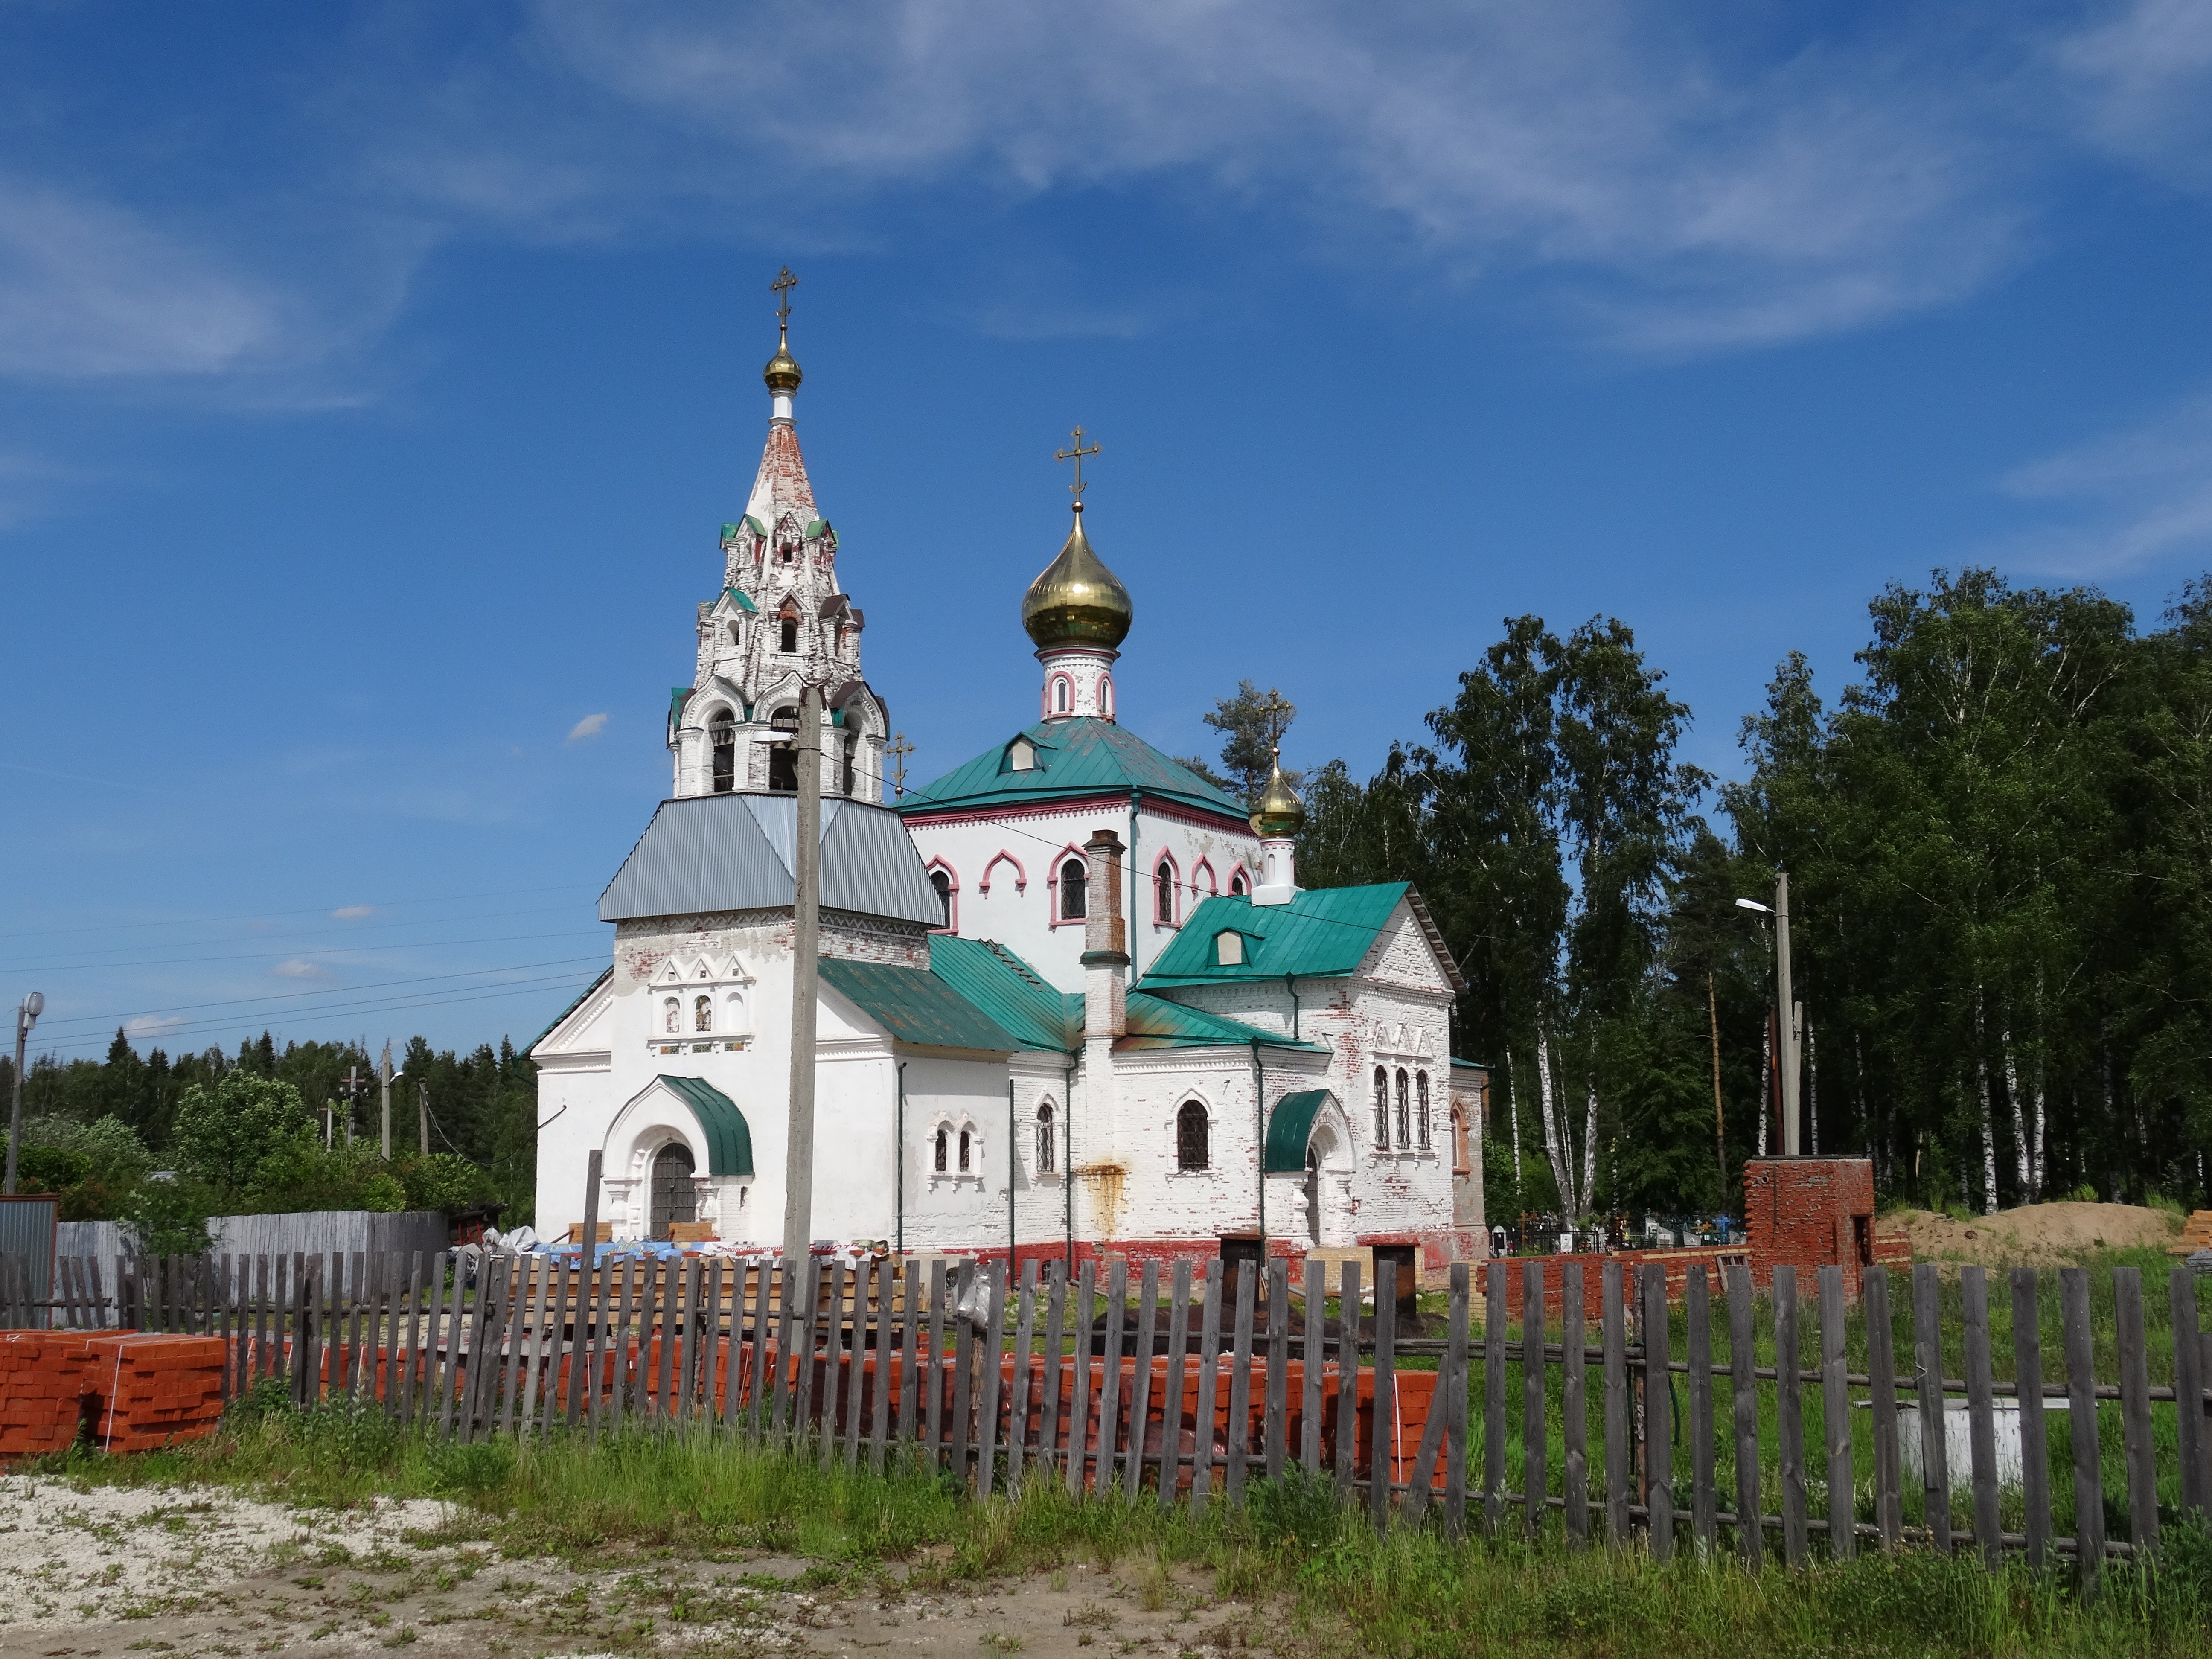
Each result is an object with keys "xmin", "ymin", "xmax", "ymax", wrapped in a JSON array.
[{"xmin": 6, "ymin": 0, "xmax": 2212, "ymax": 1065}]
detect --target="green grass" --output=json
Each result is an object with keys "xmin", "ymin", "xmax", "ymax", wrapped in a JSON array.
[{"xmin": 23, "ymin": 1391, "xmax": 2212, "ymax": 1656}]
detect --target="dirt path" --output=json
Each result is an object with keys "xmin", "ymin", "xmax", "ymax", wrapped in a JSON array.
[
  {"xmin": 1880, "ymin": 1201, "xmax": 2180, "ymax": 1268},
  {"xmin": 0, "ymin": 1476, "xmax": 1279, "ymax": 1658}
]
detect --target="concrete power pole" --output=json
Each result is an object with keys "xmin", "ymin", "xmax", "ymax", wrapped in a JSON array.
[
  {"xmin": 379, "ymin": 1042, "xmax": 393, "ymax": 1160},
  {"xmin": 418, "ymin": 1080, "xmax": 430, "ymax": 1157},
  {"xmin": 780, "ymin": 681, "xmax": 824, "ymax": 1267},
  {"xmin": 1775, "ymin": 870, "xmax": 1801, "ymax": 1157}
]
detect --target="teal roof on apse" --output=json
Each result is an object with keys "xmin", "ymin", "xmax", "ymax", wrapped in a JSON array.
[
  {"xmin": 658, "ymin": 1075, "xmax": 755, "ymax": 1177},
  {"xmin": 817, "ymin": 958, "xmax": 1026, "ymax": 1053},
  {"xmin": 926, "ymin": 937, "xmax": 1082, "ymax": 1051},
  {"xmin": 1139, "ymin": 883, "xmax": 1418, "ymax": 986},
  {"xmin": 897, "ymin": 717, "xmax": 1249, "ymax": 822}
]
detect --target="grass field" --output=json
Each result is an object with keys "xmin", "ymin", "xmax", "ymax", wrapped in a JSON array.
[{"xmin": 23, "ymin": 1382, "xmax": 2212, "ymax": 1658}]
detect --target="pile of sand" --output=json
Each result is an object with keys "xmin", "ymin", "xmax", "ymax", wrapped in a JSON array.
[{"xmin": 1878, "ymin": 1201, "xmax": 2181, "ymax": 1268}]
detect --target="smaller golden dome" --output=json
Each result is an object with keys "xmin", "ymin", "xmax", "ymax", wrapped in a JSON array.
[
  {"xmin": 1022, "ymin": 503, "xmax": 1133, "ymax": 651},
  {"xmin": 1249, "ymin": 750, "xmax": 1306, "ymax": 838},
  {"xmin": 763, "ymin": 330, "xmax": 803, "ymax": 396}
]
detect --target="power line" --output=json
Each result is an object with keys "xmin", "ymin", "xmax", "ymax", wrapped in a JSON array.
[
  {"xmin": 0, "ymin": 900, "xmax": 593, "ymax": 966},
  {"xmin": 0, "ymin": 882, "xmax": 592, "ymax": 943},
  {"xmin": 5, "ymin": 926, "xmax": 609, "ymax": 976}
]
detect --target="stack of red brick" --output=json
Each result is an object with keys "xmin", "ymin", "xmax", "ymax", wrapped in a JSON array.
[{"xmin": 0, "ymin": 1331, "xmax": 227, "ymax": 1457}]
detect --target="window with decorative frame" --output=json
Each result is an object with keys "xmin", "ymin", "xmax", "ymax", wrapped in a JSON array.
[
  {"xmin": 1373, "ymin": 1067, "xmax": 1390, "ymax": 1147},
  {"xmin": 1058, "ymin": 858, "xmax": 1087, "ymax": 920},
  {"xmin": 1416, "ymin": 1071, "xmax": 1432, "ymax": 1147},
  {"xmin": 1176, "ymin": 1101, "xmax": 1209, "ymax": 1171},
  {"xmin": 934, "ymin": 1127, "xmax": 948, "ymax": 1174},
  {"xmin": 1036, "ymin": 1100, "xmax": 1056, "ymax": 1174},
  {"xmin": 693, "ymin": 995, "xmax": 713, "ymax": 1033},
  {"xmin": 1395, "ymin": 1068, "xmax": 1412, "ymax": 1147}
]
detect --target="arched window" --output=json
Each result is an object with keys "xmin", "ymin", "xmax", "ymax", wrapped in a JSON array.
[
  {"xmin": 693, "ymin": 995, "xmax": 713, "ymax": 1033},
  {"xmin": 1395, "ymin": 1069, "xmax": 1411, "ymax": 1147},
  {"xmin": 1451, "ymin": 1106, "xmax": 1471, "ymax": 1177},
  {"xmin": 840, "ymin": 732, "xmax": 857, "ymax": 796},
  {"xmin": 1229, "ymin": 870, "xmax": 1248, "ymax": 898},
  {"xmin": 728, "ymin": 621, "xmax": 742, "ymax": 646},
  {"xmin": 664, "ymin": 997, "xmax": 681, "ymax": 1035},
  {"xmin": 958, "ymin": 1128, "xmax": 972, "ymax": 1173},
  {"xmin": 1154, "ymin": 857, "xmax": 1176, "ymax": 925},
  {"xmin": 1416, "ymin": 1071, "xmax": 1432, "ymax": 1148},
  {"xmin": 1052, "ymin": 676, "xmax": 1071, "ymax": 714},
  {"xmin": 779, "ymin": 610, "xmax": 799, "ymax": 652},
  {"xmin": 1059, "ymin": 857, "xmax": 1087, "ymax": 920},
  {"xmin": 768, "ymin": 705, "xmax": 798, "ymax": 793},
  {"xmin": 1373, "ymin": 1067, "xmax": 1390, "ymax": 1147},
  {"xmin": 934, "ymin": 1127, "xmax": 948, "ymax": 1173},
  {"xmin": 1036, "ymin": 1100, "xmax": 1056, "ymax": 1174},
  {"xmin": 649, "ymin": 1142, "xmax": 696, "ymax": 1239},
  {"xmin": 709, "ymin": 711, "xmax": 736, "ymax": 794},
  {"xmin": 1100, "ymin": 675, "xmax": 1114, "ymax": 718},
  {"xmin": 1176, "ymin": 1101, "xmax": 1209, "ymax": 1171},
  {"xmin": 929, "ymin": 867, "xmax": 952, "ymax": 927}
]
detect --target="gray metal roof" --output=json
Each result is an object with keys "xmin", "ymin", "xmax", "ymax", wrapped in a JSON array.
[{"xmin": 599, "ymin": 793, "xmax": 945, "ymax": 927}]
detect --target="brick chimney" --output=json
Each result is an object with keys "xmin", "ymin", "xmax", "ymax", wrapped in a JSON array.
[{"xmin": 1081, "ymin": 828, "xmax": 1127, "ymax": 1039}]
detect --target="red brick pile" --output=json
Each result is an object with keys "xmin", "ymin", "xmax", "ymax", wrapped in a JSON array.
[{"xmin": 0, "ymin": 1331, "xmax": 228, "ymax": 1458}]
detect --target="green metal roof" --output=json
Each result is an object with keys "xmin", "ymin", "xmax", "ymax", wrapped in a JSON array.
[
  {"xmin": 658, "ymin": 1075, "xmax": 755, "ymax": 1177},
  {"xmin": 720, "ymin": 586, "xmax": 758, "ymax": 614},
  {"xmin": 1138, "ymin": 883, "xmax": 1417, "ymax": 987},
  {"xmin": 1121, "ymin": 993, "xmax": 1325, "ymax": 1054},
  {"xmin": 1263, "ymin": 1089, "xmax": 1333, "ymax": 1173},
  {"xmin": 818, "ymin": 957, "xmax": 1027, "ymax": 1054},
  {"xmin": 528, "ymin": 966, "xmax": 611, "ymax": 1055},
  {"xmin": 926, "ymin": 937, "xmax": 1081, "ymax": 1051},
  {"xmin": 803, "ymin": 518, "xmax": 831, "ymax": 540},
  {"xmin": 898, "ymin": 717, "xmax": 1250, "ymax": 823},
  {"xmin": 668, "ymin": 686, "xmax": 693, "ymax": 738}
]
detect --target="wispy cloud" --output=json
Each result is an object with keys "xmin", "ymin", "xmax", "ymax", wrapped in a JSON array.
[
  {"xmin": 1997, "ymin": 393, "xmax": 2212, "ymax": 576},
  {"xmin": 2052, "ymin": 0, "xmax": 2212, "ymax": 186},
  {"xmin": 272, "ymin": 958, "xmax": 330, "ymax": 979},
  {"xmin": 565, "ymin": 712, "xmax": 608, "ymax": 743},
  {"xmin": 331, "ymin": 904, "xmax": 375, "ymax": 920},
  {"xmin": 124, "ymin": 1014, "xmax": 188, "ymax": 1041}
]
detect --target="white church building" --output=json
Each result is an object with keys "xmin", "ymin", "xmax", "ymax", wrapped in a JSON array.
[{"xmin": 531, "ymin": 303, "xmax": 1488, "ymax": 1279}]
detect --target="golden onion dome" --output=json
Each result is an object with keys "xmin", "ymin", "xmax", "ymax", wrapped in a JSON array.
[
  {"xmin": 1249, "ymin": 750, "xmax": 1307, "ymax": 838},
  {"xmin": 763, "ymin": 330, "xmax": 803, "ymax": 396},
  {"xmin": 1021, "ymin": 503, "xmax": 1133, "ymax": 651}
]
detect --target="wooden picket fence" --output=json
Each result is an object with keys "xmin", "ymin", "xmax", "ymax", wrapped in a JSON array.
[{"xmin": 5, "ymin": 1248, "xmax": 2209, "ymax": 1576}]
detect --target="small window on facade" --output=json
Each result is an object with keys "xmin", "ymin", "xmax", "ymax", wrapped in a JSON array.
[
  {"xmin": 1155, "ymin": 859, "xmax": 1175, "ymax": 925},
  {"xmin": 929, "ymin": 868, "xmax": 952, "ymax": 926},
  {"xmin": 1009, "ymin": 736, "xmax": 1036, "ymax": 771},
  {"xmin": 728, "ymin": 621, "xmax": 742, "ymax": 645},
  {"xmin": 1395, "ymin": 1068, "xmax": 1411, "ymax": 1147},
  {"xmin": 1059, "ymin": 858, "xmax": 1087, "ymax": 920},
  {"xmin": 934, "ymin": 1127, "xmax": 948, "ymax": 1173},
  {"xmin": 1100, "ymin": 675, "xmax": 1114, "ymax": 718},
  {"xmin": 693, "ymin": 995, "xmax": 713, "ymax": 1033},
  {"xmin": 1373, "ymin": 1066, "xmax": 1390, "ymax": 1147},
  {"xmin": 664, "ymin": 997, "xmax": 681, "ymax": 1035},
  {"xmin": 958, "ymin": 1129, "xmax": 972, "ymax": 1173},
  {"xmin": 1416, "ymin": 1071, "xmax": 1432, "ymax": 1147},
  {"xmin": 1036, "ymin": 1100, "xmax": 1056, "ymax": 1173},
  {"xmin": 841, "ymin": 732, "xmax": 856, "ymax": 796},
  {"xmin": 710, "ymin": 713, "xmax": 736, "ymax": 794},
  {"xmin": 1176, "ymin": 1101, "xmax": 1209, "ymax": 1171},
  {"xmin": 1215, "ymin": 931, "xmax": 1244, "ymax": 966},
  {"xmin": 779, "ymin": 613, "xmax": 799, "ymax": 652},
  {"xmin": 1052, "ymin": 677, "xmax": 1071, "ymax": 714},
  {"xmin": 1230, "ymin": 871, "xmax": 1247, "ymax": 898}
]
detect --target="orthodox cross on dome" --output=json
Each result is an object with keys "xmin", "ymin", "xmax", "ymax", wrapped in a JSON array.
[
  {"xmin": 886, "ymin": 731, "xmax": 914, "ymax": 799},
  {"xmin": 771, "ymin": 266, "xmax": 798, "ymax": 334},
  {"xmin": 1054, "ymin": 426, "xmax": 1101, "ymax": 500}
]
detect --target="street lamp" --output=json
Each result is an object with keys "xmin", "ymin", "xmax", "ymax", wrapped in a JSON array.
[
  {"xmin": 7, "ymin": 992, "xmax": 45, "ymax": 1195},
  {"xmin": 1737, "ymin": 879, "xmax": 1803, "ymax": 1156}
]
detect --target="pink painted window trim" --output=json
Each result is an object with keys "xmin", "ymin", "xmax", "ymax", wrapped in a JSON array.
[
  {"xmin": 1151, "ymin": 849, "xmax": 1180, "ymax": 928},
  {"xmin": 978, "ymin": 850, "xmax": 1027, "ymax": 895},
  {"xmin": 1191, "ymin": 856, "xmax": 1218, "ymax": 898},
  {"xmin": 1226, "ymin": 862, "xmax": 1253, "ymax": 899},
  {"xmin": 1045, "ymin": 845, "xmax": 1088, "ymax": 927},
  {"xmin": 925, "ymin": 858, "xmax": 958, "ymax": 933}
]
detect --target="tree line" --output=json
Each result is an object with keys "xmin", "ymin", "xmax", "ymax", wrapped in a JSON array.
[
  {"xmin": 2, "ymin": 1029, "xmax": 536, "ymax": 1249},
  {"xmin": 1262, "ymin": 568, "xmax": 2212, "ymax": 1224}
]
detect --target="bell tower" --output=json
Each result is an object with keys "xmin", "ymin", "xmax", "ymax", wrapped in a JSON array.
[{"xmin": 1022, "ymin": 427, "xmax": 1132, "ymax": 723}]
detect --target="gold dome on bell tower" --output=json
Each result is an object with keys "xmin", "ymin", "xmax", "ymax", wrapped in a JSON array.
[
  {"xmin": 763, "ymin": 265, "xmax": 803, "ymax": 398},
  {"xmin": 1022, "ymin": 502, "xmax": 1134, "ymax": 650}
]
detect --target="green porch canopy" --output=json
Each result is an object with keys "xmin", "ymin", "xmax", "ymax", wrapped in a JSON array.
[{"xmin": 1264, "ymin": 1089, "xmax": 1335, "ymax": 1174}]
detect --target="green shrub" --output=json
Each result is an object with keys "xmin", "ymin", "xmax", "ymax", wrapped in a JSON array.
[{"xmin": 425, "ymin": 1438, "xmax": 515, "ymax": 1498}]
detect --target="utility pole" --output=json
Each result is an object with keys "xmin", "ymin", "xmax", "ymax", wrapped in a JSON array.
[
  {"xmin": 781, "ymin": 680, "xmax": 824, "ymax": 1267},
  {"xmin": 1775, "ymin": 870, "xmax": 1801, "ymax": 1157},
  {"xmin": 379, "ymin": 1042, "xmax": 393, "ymax": 1160},
  {"xmin": 6, "ymin": 992, "xmax": 44, "ymax": 1195},
  {"xmin": 418, "ymin": 1080, "xmax": 430, "ymax": 1157}
]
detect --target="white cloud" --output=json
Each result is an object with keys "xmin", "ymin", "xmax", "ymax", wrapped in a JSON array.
[
  {"xmin": 1997, "ymin": 394, "xmax": 2212, "ymax": 576},
  {"xmin": 331, "ymin": 904, "xmax": 376, "ymax": 919},
  {"xmin": 124, "ymin": 1014, "xmax": 188, "ymax": 1041},
  {"xmin": 272, "ymin": 958, "xmax": 330, "ymax": 979},
  {"xmin": 2053, "ymin": 0, "xmax": 2212, "ymax": 185},
  {"xmin": 566, "ymin": 712, "xmax": 609, "ymax": 743}
]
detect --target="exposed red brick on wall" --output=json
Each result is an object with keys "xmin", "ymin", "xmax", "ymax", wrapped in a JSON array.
[
  {"xmin": 1743, "ymin": 1157, "xmax": 1878, "ymax": 1299},
  {"xmin": 1490, "ymin": 1247, "xmax": 1753, "ymax": 1323}
]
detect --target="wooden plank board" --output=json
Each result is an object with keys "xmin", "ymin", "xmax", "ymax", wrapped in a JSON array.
[
  {"xmin": 608, "ymin": 1259, "xmax": 638, "ymax": 1436},
  {"xmin": 1037, "ymin": 1261, "xmax": 1066, "ymax": 1486},
  {"xmin": 819, "ymin": 1260, "xmax": 847, "ymax": 1473},
  {"xmin": 1191, "ymin": 1261, "xmax": 1224, "ymax": 1515},
  {"xmin": 1159, "ymin": 1260, "xmax": 1192, "ymax": 1511},
  {"xmin": 1124, "ymin": 1261, "xmax": 1160, "ymax": 1500},
  {"xmin": 2061, "ymin": 1267, "xmax": 2104, "ymax": 1589},
  {"xmin": 1912, "ymin": 1263, "xmax": 1951, "ymax": 1554},
  {"xmin": 1686, "ymin": 1264, "xmax": 1716, "ymax": 1558},
  {"xmin": 926, "ymin": 1259, "xmax": 950, "ymax": 1468},
  {"xmin": 1302, "ymin": 1260, "xmax": 1326, "ymax": 1474},
  {"xmin": 1095, "ymin": 1259, "xmax": 1128, "ymax": 1495},
  {"xmin": 892, "ymin": 1261, "xmax": 919, "ymax": 1460},
  {"xmin": 1405, "ymin": 1264, "xmax": 1467, "ymax": 1527},
  {"xmin": 1334, "ymin": 1261, "xmax": 1359, "ymax": 1506},
  {"xmin": 1644, "ymin": 1266, "xmax": 1674, "ymax": 1563},
  {"xmin": 1225, "ymin": 1265, "xmax": 1256, "ymax": 1508},
  {"xmin": 1484, "ymin": 1260, "xmax": 1507, "ymax": 1536},
  {"xmin": 2012, "ymin": 1268, "xmax": 2051, "ymax": 1568},
  {"xmin": 868, "ymin": 1260, "xmax": 895, "ymax": 1470},
  {"xmin": 844, "ymin": 1260, "xmax": 871, "ymax": 1467},
  {"xmin": 1263, "ymin": 1259, "xmax": 1289, "ymax": 1482},
  {"xmin": 1007, "ymin": 1261, "xmax": 1039, "ymax": 1493},
  {"xmin": 1865, "ymin": 1266, "xmax": 1901, "ymax": 1551},
  {"xmin": 1444, "ymin": 1261, "xmax": 1471, "ymax": 1538},
  {"xmin": 2114, "ymin": 1267, "xmax": 2158, "ymax": 1554},
  {"xmin": 1603, "ymin": 1261, "xmax": 1628, "ymax": 1548},
  {"xmin": 1962, "ymin": 1266, "xmax": 2001, "ymax": 1569},
  {"xmin": 1775, "ymin": 1266, "xmax": 1806, "ymax": 1567},
  {"xmin": 1562, "ymin": 1260, "xmax": 1588, "ymax": 1551},
  {"xmin": 2171, "ymin": 1266, "xmax": 2206, "ymax": 1520},
  {"xmin": 1524, "ymin": 1260, "xmax": 1547, "ymax": 1541},
  {"xmin": 950, "ymin": 1260, "xmax": 976, "ymax": 1486},
  {"xmin": 1065, "ymin": 1259, "xmax": 1096, "ymax": 1495},
  {"xmin": 1819, "ymin": 1265, "xmax": 1854, "ymax": 1562},
  {"xmin": 973, "ymin": 1263, "xmax": 1005, "ymax": 1497},
  {"xmin": 1370, "ymin": 1260, "xmax": 1397, "ymax": 1531}
]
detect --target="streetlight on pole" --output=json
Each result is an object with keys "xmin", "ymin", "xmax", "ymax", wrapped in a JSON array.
[
  {"xmin": 6, "ymin": 992, "xmax": 44, "ymax": 1195},
  {"xmin": 1736, "ymin": 874, "xmax": 1803, "ymax": 1156}
]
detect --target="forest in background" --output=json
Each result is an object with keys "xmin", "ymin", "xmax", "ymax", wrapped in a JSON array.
[{"xmin": 1287, "ymin": 567, "xmax": 2212, "ymax": 1226}]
